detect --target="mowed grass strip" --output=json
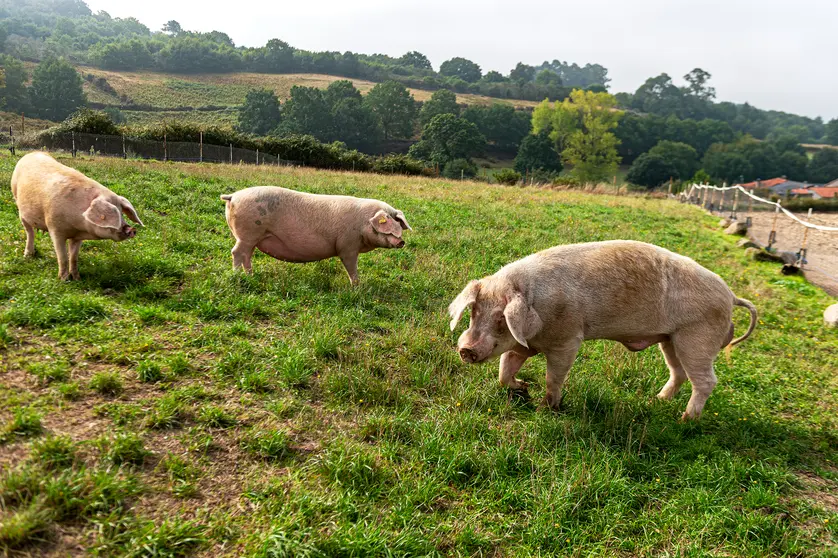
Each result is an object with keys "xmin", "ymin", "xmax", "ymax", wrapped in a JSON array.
[{"xmin": 0, "ymin": 152, "xmax": 836, "ymax": 556}]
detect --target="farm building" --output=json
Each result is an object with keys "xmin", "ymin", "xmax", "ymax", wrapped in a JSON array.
[{"xmin": 737, "ymin": 177, "xmax": 820, "ymax": 196}]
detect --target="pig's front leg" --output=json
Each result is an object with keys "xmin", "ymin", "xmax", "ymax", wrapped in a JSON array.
[
  {"xmin": 500, "ymin": 348, "xmax": 537, "ymax": 403},
  {"xmin": 49, "ymin": 230, "xmax": 70, "ymax": 281},
  {"xmin": 339, "ymin": 252, "xmax": 360, "ymax": 286},
  {"xmin": 21, "ymin": 218, "xmax": 36, "ymax": 258},
  {"xmin": 69, "ymin": 239, "xmax": 83, "ymax": 281}
]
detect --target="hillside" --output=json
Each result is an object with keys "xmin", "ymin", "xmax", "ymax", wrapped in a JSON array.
[
  {"xmin": 76, "ymin": 67, "xmax": 540, "ymax": 128},
  {"xmin": 1, "ymin": 152, "xmax": 836, "ymax": 555}
]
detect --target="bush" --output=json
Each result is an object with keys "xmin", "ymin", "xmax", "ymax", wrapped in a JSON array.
[
  {"xmin": 372, "ymin": 154, "xmax": 424, "ymax": 175},
  {"xmin": 51, "ymin": 108, "xmax": 121, "ymax": 135},
  {"xmin": 493, "ymin": 168, "xmax": 522, "ymax": 185},
  {"xmin": 442, "ymin": 158, "xmax": 478, "ymax": 179}
]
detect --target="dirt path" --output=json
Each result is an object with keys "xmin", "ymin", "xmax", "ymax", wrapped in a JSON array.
[{"xmin": 738, "ymin": 210, "xmax": 838, "ymax": 297}]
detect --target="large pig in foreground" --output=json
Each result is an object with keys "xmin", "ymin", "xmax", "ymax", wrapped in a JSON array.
[
  {"xmin": 449, "ymin": 240, "xmax": 757, "ymax": 420},
  {"xmin": 220, "ymin": 186, "xmax": 411, "ymax": 285},
  {"xmin": 10, "ymin": 152, "xmax": 144, "ymax": 281}
]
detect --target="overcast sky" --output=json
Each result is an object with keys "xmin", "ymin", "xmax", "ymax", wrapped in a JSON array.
[{"xmin": 85, "ymin": 0, "xmax": 837, "ymax": 120}]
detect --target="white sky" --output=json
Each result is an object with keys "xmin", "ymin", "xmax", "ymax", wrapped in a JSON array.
[{"xmin": 85, "ymin": 0, "xmax": 838, "ymax": 121}]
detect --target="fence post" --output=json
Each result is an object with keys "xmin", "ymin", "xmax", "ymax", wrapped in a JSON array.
[
  {"xmin": 797, "ymin": 211, "xmax": 812, "ymax": 267},
  {"xmin": 256, "ymin": 149, "xmax": 259, "ymax": 165},
  {"xmin": 21, "ymin": 113, "xmax": 25, "ymax": 136},
  {"xmin": 9, "ymin": 126, "xmax": 15, "ymax": 156},
  {"xmin": 731, "ymin": 188, "xmax": 739, "ymax": 220},
  {"xmin": 122, "ymin": 134, "xmax": 126, "ymax": 159},
  {"xmin": 668, "ymin": 177, "xmax": 672, "ymax": 196},
  {"xmin": 461, "ymin": 169, "xmax": 464, "ymax": 180},
  {"xmin": 747, "ymin": 189, "xmax": 753, "ymax": 214},
  {"xmin": 72, "ymin": 132, "xmax": 76, "ymax": 157},
  {"xmin": 768, "ymin": 205, "xmax": 780, "ymax": 250},
  {"xmin": 163, "ymin": 133, "xmax": 167, "ymax": 162},
  {"xmin": 230, "ymin": 144, "xmax": 233, "ymax": 165},
  {"xmin": 199, "ymin": 132, "xmax": 203, "ymax": 163}
]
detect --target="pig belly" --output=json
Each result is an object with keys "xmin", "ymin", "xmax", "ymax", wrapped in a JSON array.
[
  {"xmin": 256, "ymin": 234, "xmax": 335, "ymax": 263},
  {"xmin": 613, "ymin": 334, "xmax": 670, "ymax": 352}
]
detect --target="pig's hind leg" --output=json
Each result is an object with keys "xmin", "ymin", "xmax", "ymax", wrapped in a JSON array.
[
  {"xmin": 231, "ymin": 239, "xmax": 256, "ymax": 273},
  {"xmin": 657, "ymin": 339, "xmax": 687, "ymax": 400}
]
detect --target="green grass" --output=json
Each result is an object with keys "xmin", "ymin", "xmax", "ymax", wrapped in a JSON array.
[{"xmin": 0, "ymin": 151, "xmax": 836, "ymax": 555}]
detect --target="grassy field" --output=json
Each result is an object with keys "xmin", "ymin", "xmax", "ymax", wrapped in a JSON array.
[
  {"xmin": 0, "ymin": 153, "xmax": 836, "ymax": 556},
  {"xmin": 77, "ymin": 67, "xmax": 539, "ymax": 123}
]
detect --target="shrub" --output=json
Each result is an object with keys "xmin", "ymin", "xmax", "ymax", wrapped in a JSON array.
[
  {"xmin": 372, "ymin": 154, "xmax": 425, "ymax": 175},
  {"xmin": 137, "ymin": 361, "xmax": 163, "ymax": 383},
  {"xmin": 53, "ymin": 108, "xmax": 121, "ymax": 135},
  {"xmin": 90, "ymin": 372, "xmax": 124, "ymax": 396},
  {"xmin": 442, "ymin": 158, "xmax": 478, "ymax": 179},
  {"xmin": 493, "ymin": 168, "xmax": 522, "ymax": 185}
]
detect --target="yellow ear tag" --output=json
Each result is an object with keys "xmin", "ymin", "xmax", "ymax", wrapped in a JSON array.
[{"xmin": 379, "ymin": 217, "xmax": 387, "ymax": 224}]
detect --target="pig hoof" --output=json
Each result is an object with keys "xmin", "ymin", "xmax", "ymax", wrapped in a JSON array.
[
  {"xmin": 507, "ymin": 387, "xmax": 532, "ymax": 404},
  {"xmin": 541, "ymin": 394, "xmax": 565, "ymax": 413},
  {"xmin": 24, "ymin": 251, "xmax": 36, "ymax": 259}
]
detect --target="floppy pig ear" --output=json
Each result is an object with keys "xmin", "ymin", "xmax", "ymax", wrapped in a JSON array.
[
  {"xmin": 394, "ymin": 210, "xmax": 412, "ymax": 231},
  {"xmin": 370, "ymin": 210, "xmax": 402, "ymax": 238},
  {"xmin": 503, "ymin": 291, "xmax": 543, "ymax": 348},
  {"xmin": 118, "ymin": 196, "xmax": 144, "ymax": 227},
  {"xmin": 83, "ymin": 197, "xmax": 122, "ymax": 230},
  {"xmin": 448, "ymin": 280, "xmax": 480, "ymax": 331}
]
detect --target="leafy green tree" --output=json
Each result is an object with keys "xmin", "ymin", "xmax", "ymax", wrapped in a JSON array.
[
  {"xmin": 0, "ymin": 25, "xmax": 8, "ymax": 53},
  {"xmin": 777, "ymin": 151, "xmax": 808, "ymax": 181},
  {"xmin": 770, "ymin": 134, "xmax": 806, "ymax": 156},
  {"xmin": 535, "ymin": 69, "xmax": 562, "ymax": 86},
  {"xmin": 509, "ymin": 62, "xmax": 535, "ymax": 84},
  {"xmin": 29, "ymin": 57, "xmax": 85, "ymax": 121},
  {"xmin": 408, "ymin": 114, "xmax": 485, "ymax": 167},
  {"xmin": 807, "ymin": 149, "xmax": 838, "ymax": 183},
  {"xmin": 514, "ymin": 132, "xmax": 562, "ymax": 174},
  {"xmin": 279, "ymin": 86, "xmax": 333, "ymax": 140},
  {"xmin": 89, "ymin": 39, "xmax": 153, "ymax": 70},
  {"xmin": 826, "ymin": 119, "xmax": 838, "ymax": 146},
  {"xmin": 463, "ymin": 104, "xmax": 531, "ymax": 151},
  {"xmin": 0, "ymin": 55, "xmax": 29, "ymax": 112},
  {"xmin": 482, "ymin": 71, "xmax": 506, "ymax": 83},
  {"xmin": 683, "ymin": 68, "xmax": 715, "ymax": 101},
  {"xmin": 702, "ymin": 146, "xmax": 753, "ymax": 184},
  {"xmin": 364, "ymin": 81, "xmax": 417, "ymax": 140},
  {"xmin": 533, "ymin": 89, "xmax": 622, "ymax": 182},
  {"xmin": 626, "ymin": 153, "xmax": 677, "ymax": 189},
  {"xmin": 439, "ymin": 57, "xmax": 482, "ymax": 83},
  {"xmin": 238, "ymin": 88, "xmax": 282, "ymax": 135},
  {"xmin": 162, "ymin": 20, "xmax": 182, "ymax": 36},
  {"xmin": 398, "ymin": 51, "xmax": 432, "ymax": 70},
  {"xmin": 419, "ymin": 89, "xmax": 459, "ymax": 127},
  {"xmin": 647, "ymin": 141, "xmax": 698, "ymax": 180},
  {"xmin": 324, "ymin": 79, "xmax": 362, "ymax": 106},
  {"xmin": 331, "ymin": 97, "xmax": 382, "ymax": 152}
]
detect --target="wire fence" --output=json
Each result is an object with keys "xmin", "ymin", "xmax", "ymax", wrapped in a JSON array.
[
  {"xmin": 2, "ymin": 130, "xmax": 302, "ymax": 167},
  {"xmin": 681, "ymin": 183, "xmax": 838, "ymax": 283}
]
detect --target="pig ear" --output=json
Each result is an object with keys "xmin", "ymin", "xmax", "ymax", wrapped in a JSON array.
[
  {"xmin": 394, "ymin": 210, "xmax": 412, "ymax": 231},
  {"xmin": 118, "ymin": 196, "xmax": 144, "ymax": 227},
  {"xmin": 503, "ymin": 290, "xmax": 543, "ymax": 348},
  {"xmin": 448, "ymin": 280, "xmax": 480, "ymax": 331},
  {"xmin": 370, "ymin": 210, "xmax": 402, "ymax": 238},
  {"xmin": 83, "ymin": 197, "xmax": 122, "ymax": 230}
]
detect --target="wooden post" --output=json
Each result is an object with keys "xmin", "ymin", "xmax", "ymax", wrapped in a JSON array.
[
  {"xmin": 747, "ymin": 189, "xmax": 753, "ymax": 214},
  {"xmin": 613, "ymin": 175, "xmax": 617, "ymax": 194},
  {"xmin": 9, "ymin": 126, "xmax": 15, "ymax": 156},
  {"xmin": 768, "ymin": 205, "xmax": 780, "ymax": 250},
  {"xmin": 21, "ymin": 113, "xmax": 25, "ymax": 136},
  {"xmin": 230, "ymin": 144, "xmax": 233, "ymax": 164},
  {"xmin": 461, "ymin": 169, "xmax": 464, "ymax": 180},
  {"xmin": 256, "ymin": 149, "xmax": 259, "ymax": 165},
  {"xmin": 122, "ymin": 134, "xmax": 126, "ymax": 159},
  {"xmin": 163, "ymin": 133, "xmax": 167, "ymax": 162},
  {"xmin": 199, "ymin": 132, "xmax": 203, "ymax": 163},
  {"xmin": 72, "ymin": 132, "xmax": 76, "ymax": 157},
  {"xmin": 732, "ymin": 188, "xmax": 739, "ymax": 220},
  {"xmin": 668, "ymin": 177, "xmax": 672, "ymax": 196}
]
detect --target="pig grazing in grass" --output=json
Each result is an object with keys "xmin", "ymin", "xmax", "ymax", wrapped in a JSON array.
[
  {"xmin": 220, "ymin": 186, "xmax": 411, "ymax": 285},
  {"xmin": 10, "ymin": 152, "xmax": 144, "ymax": 281},
  {"xmin": 449, "ymin": 240, "xmax": 757, "ymax": 421}
]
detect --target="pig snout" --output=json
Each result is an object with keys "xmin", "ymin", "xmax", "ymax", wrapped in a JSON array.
[
  {"xmin": 120, "ymin": 225, "xmax": 137, "ymax": 240},
  {"xmin": 459, "ymin": 347, "xmax": 479, "ymax": 364},
  {"xmin": 395, "ymin": 239, "xmax": 405, "ymax": 248}
]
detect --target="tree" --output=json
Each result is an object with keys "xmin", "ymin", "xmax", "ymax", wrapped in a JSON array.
[
  {"xmin": 683, "ymin": 68, "xmax": 716, "ymax": 101},
  {"xmin": 483, "ymin": 71, "xmax": 506, "ymax": 83},
  {"xmin": 162, "ymin": 20, "xmax": 182, "ymax": 36},
  {"xmin": 408, "ymin": 113, "xmax": 485, "ymax": 167},
  {"xmin": 0, "ymin": 55, "xmax": 29, "ymax": 112},
  {"xmin": 535, "ymin": 69, "xmax": 562, "ymax": 86},
  {"xmin": 826, "ymin": 119, "xmax": 838, "ymax": 146},
  {"xmin": 632, "ymin": 73, "xmax": 682, "ymax": 116},
  {"xmin": 439, "ymin": 57, "xmax": 482, "ymax": 83},
  {"xmin": 626, "ymin": 153, "xmax": 678, "ymax": 189},
  {"xmin": 807, "ymin": 149, "xmax": 838, "ymax": 183},
  {"xmin": 514, "ymin": 132, "xmax": 562, "ymax": 174},
  {"xmin": 463, "ymin": 104, "xmax": 531, "ymax": 151},
  {"xmin": 532, "ymin": 89, "xmax": 622, "ymax": 182},
  {"xmin": 419, "ymin": 89, "xmax": 459, "ymax": 127},
  {"xmin": 238, "ymin": 88, "xmax": 282, "ymax": 135},
  {"xmin": 364, "ymin": 81, "xmax": 417, "ymax": 140},
  {"xmin": 442, "ymin": 158, "xmax": 478, "ymax": 179},
  {"xmin": 702, "ymin": 146, "xmax": 753, "ymax": 184},
  {"xmin": 509, "ymin": 62, "xmax": 535, "ymax": 84},
  {"xmin": 330, "ymin": 97, "xmax": 382, "ymax": 152},
  {"xmin": 279, "ymin": 86, "xmax": 333, "ymax": 140},
  {"xmin": 647, "ymin": 141, "xmax": 698, "ymax": 180},
  {"xmin": 29, "ymin": 57, "xmax": 85, "ymax": 121},
  {"xmin": 776, "ymin": 151, "xmax": 808, "ymax": 181},
  {"xmin": 324, "ymin": 79, "xmax": 362, "ymax": 106},
  {"xmin": 398, "ymin": 51, "xmax": 432, "ymax": 70}
]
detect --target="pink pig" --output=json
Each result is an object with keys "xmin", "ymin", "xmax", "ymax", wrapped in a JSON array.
[
  {"xmin": 10, "ymin": 152, "xmax": 144, "ymax": 281},
  {"xmin": 220, "ymin": 186, "xmax": 411, "ymax": 285}
]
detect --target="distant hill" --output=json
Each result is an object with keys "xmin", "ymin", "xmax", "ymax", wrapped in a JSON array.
[{"xmin": 75, "ymin": 67, "xmax": 540, "ymax": 128}]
